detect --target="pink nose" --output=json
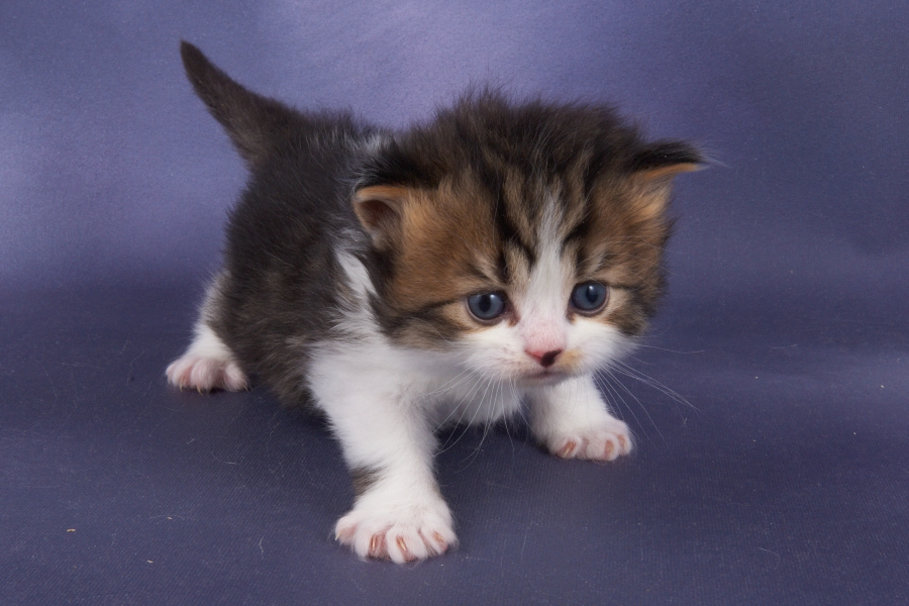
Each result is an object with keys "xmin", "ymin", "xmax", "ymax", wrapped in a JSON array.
[{"xmin": 526, "ymin": 349, "xmax": 562, "ymax": 368}]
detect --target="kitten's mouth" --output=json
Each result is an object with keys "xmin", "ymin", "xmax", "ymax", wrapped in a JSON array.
[{"xmin": 522, "ymin": 369, "xmax": 569, "ymax": 385}]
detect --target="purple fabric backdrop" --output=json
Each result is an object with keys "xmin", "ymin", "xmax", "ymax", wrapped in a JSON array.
[
  {"xmin": 4, "ymin": 1, "xmax": 906, "ymax": 294},
  {"xmin": 2, "ymin": 1, "xmax": 907, "ymax": 604}
]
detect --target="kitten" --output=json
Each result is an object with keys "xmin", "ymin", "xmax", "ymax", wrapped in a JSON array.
[{"xmin": 167, "ymin": 41, "xmax": 700, "ymax": 564}]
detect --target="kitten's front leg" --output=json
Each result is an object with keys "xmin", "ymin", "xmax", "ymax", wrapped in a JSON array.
[
  {"xmin": 527, "ymin": 374, "xmax": 633, "ymax": 461},
  {"xmin": 310, "ymin": 366, "xmax": 456, "ymax": 563}
]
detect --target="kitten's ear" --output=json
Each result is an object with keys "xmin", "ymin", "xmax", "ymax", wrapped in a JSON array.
[
  {"xmin": 630, "ymin": 140, "xmax": 702, "ymax": 180},
  {"xmin": 180, "ymin": 41, "xmax": 297, "ymax": 169},
  {"xmin": 353, "ymin": 185, "xmax": 413, "ymax": 248},
  {"xmin": 627, "ymin": 141, "xmax": 702, "ymax": 217}
]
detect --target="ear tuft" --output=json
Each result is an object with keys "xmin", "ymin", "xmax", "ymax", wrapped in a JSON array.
[
  {"xmin": 626, "ymin": 140, "xmax": 702, "ymax": 219},
  {"xmin": 630, "ymin": 140, "xmax": 703, "ymax": 181}
]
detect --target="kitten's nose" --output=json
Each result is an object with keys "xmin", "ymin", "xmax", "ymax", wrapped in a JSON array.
[{"xmin": 526, "ymin": 349, "xmax": 562, "ymax": 368}]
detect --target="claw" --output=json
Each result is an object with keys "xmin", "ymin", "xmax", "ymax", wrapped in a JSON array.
[
  {"xmin": 368, "ymin": 534, "xmax": 383, "ymax": 558},
  {"xmin": 396, "ymin": 536, "xmax": 416, "ymax": 562},
  {"xmin": 549, "ymin": 422, "xmax": 633, "ymax": 462},
  {"xmin": 558, "ymin": 441, "xmax": 576, "ymax": 458}
]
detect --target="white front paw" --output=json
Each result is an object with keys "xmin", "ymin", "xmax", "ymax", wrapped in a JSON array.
[
  {"xmin": 545, "ymin": 419, "xmax": 633, "ymax": 461},
  {"xmin": 335, "ymin": 496, "xmax": 457, "ymax": 564}
]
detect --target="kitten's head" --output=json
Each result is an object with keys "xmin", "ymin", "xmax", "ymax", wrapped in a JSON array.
[{"xmin": 354, "ymin": 93, "xmax": 700, "ymax": 385}]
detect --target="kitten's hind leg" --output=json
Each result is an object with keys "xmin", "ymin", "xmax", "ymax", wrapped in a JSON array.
[
  {"xmin": 528, "ymin": 374, "xmax": 632, "ymax": 461},
  {"xmin": 166, "ymin": 276, "xmax": 247, "ymax": 393},
  {"xmin": 166, "ymin": 322, "xmax": 248, "ymax": 392}
]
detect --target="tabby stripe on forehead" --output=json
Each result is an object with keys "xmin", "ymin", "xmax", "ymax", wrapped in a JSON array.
[
  {"xmin": 475, "ymin": 159, "xmax": 536, "ymax": 269},
  {"xmin": 495, "ymin": 250, "xmax": 509, "ymax": 284},
  {"xmin": 561, "ymin": 217, "xmax": 591, "ymax": 253},
  {"xmin": 561, "ymin": 211, "xmax": 603, "ymax": 275},
  {"xmin": 494, "ymin": 202, "xmax": 536, "ymax": 268},
  {"xmin": 581, "ymin": 146, "xmax": 609, "ymax": 200}
]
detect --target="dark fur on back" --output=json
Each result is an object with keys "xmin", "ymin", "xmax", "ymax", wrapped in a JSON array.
[
  {"xmin": 181, "ymin": 42, "xmax": 379, "ymax": 402},
  {"xmin": 211, "ymin": 130, "xmax": 367, "ymax": 403}
]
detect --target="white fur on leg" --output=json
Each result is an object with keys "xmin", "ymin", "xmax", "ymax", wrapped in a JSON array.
[
  {"xmin": 309, "ymin": 343, "xmax": 458, "ymax": 563},
  {"xmin": 166, "ymin": 321, "xmax": 248, "ymax": 392},
  {"xmin": 527, "ymin": 374, "xmax": 633, "ymax": 461}
]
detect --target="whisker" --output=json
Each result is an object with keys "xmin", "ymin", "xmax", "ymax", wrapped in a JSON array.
[
  {"xmin": 437, "ymin": 371, "xmax": 492, "ymax": 455},
  {"xmin": 610, "ymin": 359, "xmax": 699, "ymax": 412},
  {"xmin": 448, "ymin": 373, "xmax": 497, "ymax": 467},
  {"xmin": 501, "ymin": 378, "xmax": 524, "ymax": 448},
  {"xmin": 435, "ymin": 371, "xmax": 484, "ymax": 450},
  {"xmin": 596, "ymin": 368, "xmax": 664, "ymax": 443},
  {"xmin": 634, "ymin": 343, "xmax": 706, "ymax": 355},
  {"xmin": 421, "ymin": 366, "xmax": 475, "ymax": 400}
]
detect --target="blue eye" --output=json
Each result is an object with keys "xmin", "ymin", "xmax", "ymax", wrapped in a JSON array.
[
  {"xmin": 467, "ymin": 292, "xmax": 507, "ymax": 322},
  {"xmin": 570, "ymin": 281, "xmax": 609, "ymax": 313}
]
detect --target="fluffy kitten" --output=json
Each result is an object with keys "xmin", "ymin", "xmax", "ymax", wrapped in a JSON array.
[{"xmin": 167, "ymin": 42, "xmax": 700, "ymax": 564}]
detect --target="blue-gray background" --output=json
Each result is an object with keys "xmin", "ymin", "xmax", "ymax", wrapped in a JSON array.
[
  {"xmin": 5, "ymin": 0, "xmax": 907, "ymax": 298},
  {"xmin": 2, "ymin": 2, "xmax": 907, "ymax": 604}
]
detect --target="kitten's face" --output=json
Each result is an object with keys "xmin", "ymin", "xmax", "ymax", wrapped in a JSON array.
[
  {"xmin": 357, "ymin": 165, "xmax": 678, "ymax": 386},
  {"xmin": 352, "ymin": 95, "xmax": 698, "ymax": 385}
]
